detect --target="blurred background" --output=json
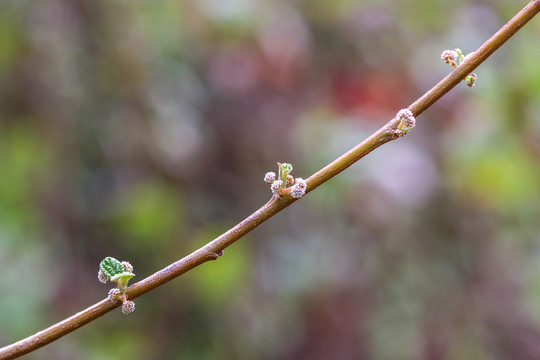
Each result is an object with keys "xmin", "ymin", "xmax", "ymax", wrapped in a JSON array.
[{"xmin": 1, "ymin": 0, "xmax": 540, "ymax": 359}]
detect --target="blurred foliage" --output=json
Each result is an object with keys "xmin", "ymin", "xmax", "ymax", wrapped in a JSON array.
[{"xmin": 1, "ymin": 0, "xmax": 540, "ymax": 359}]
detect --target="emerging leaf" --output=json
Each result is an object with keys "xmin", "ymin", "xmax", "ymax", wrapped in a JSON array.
[
  {"xmin": 100, "ymin": 257, "xmax": 127, "ymax": 279},
  {"xmin": 99, "ymin": 257, "xmax": 135, "ymax": 292},
  {"xmin": 111, "ymin": 272, "xmax": 136, "ymax": 293}
]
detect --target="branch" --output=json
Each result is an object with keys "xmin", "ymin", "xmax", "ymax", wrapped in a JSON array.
[{"xmin": 1, "ymin": 1, "xmax": 539, "ymax": 359}]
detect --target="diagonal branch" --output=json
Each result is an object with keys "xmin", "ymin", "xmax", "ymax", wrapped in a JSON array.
[{"xmin": 1, "ymin": 1, "xmax": 539, "ymax": 359}]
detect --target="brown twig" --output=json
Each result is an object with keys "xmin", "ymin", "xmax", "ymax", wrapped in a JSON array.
[{"xmin": 1, "ymin": 1, "xmax": 539, "ymax": 359}]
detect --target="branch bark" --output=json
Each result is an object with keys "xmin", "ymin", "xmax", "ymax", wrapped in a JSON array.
[{"xmin": 1, "ymin": 1, "xmax": 539, "ymax": 359}]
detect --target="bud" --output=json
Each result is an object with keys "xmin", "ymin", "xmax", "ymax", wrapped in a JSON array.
[
  {"xmin": 396, "ymin": 109, "xmax": 416, "ymax": 134},
  {"xmin": 278, "ymin": 163, "xmax": 293, "ymax": 183},
  {"xmin": 98, "ymin": 268, "xmax": 109, "ymax": 284},
  {"xmin": 264, "ymin": 172, "xmax": 276, "ymax": 184},
  {"xmin": 441, "ymin": 50, "xmax": 458, "ymax": 67},
  {"xmin": 286, "ymin": 175, "xmax": 295, "ymax": 187},
  {"xmin": 121, "ymin": 300, "xmax": 136, "ymax": 314},
  {"xmin": 108, "ymin": 288, "xmax": 122, "ymax": 301},
  {"xmin": 466, "ymin": 73, "xmax": 477, "ymax": 87},
  {"xmin": 271, "ymin": 180, "xmax": 283, "ymax": 194},
  {"xmin": 122, "ymin": 261, "xmax": 133, "ymax": 273},
  {"xmin": 290, "ymin": 178, "xmax": 307, "ymax": 199}
]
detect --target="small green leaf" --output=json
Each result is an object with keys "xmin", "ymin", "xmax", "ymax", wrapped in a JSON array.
[
  {"xmin": 99, "ymin": 257, "xmax": 135, "ymax": 292},
  {"xmin": 278, "ymin": 163, "xmax": 293, "ymax": 184},
  {"xmin": 99, "ymin": 257, "xmax": 126, "ymax": 278},
  {"xmin": 455, "ymin": 48, "xmax": 464, "ymax": 62},
  {"xmin": 111, "ymin": 272, "xmax": 136, "ymax": 293}
]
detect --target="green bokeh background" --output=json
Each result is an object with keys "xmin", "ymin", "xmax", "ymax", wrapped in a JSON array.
[{"xmin": 1, "ymin": 1, "xmax": 540, "ymax": 359}]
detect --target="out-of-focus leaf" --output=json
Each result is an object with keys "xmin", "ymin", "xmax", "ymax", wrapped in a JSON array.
[
  {"xmin": 113, "ymin": 181, "xmax": 185, "ymax": 248},
  {"xmin": 0, "ymin": 124, "xmax": 56, "ymax": 231},
  {"xmin": 453, "ymin": 141, "xmax": 540, "ymax": 209},
  {"xmin": 0, "ymin": 11, "xmax": 23, "ymax": 72}
]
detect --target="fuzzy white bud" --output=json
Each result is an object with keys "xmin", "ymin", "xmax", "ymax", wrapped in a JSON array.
[
  {"xmin": 98, "ymin": 269, "xmax": 109, "ymax": 284},
  {"xmin": 271, "ymin": 180, "xmax": 283, "ymax": 194},
  {"xmin": 264, "ymin": 172, "xmax": 276, "ymax": 184},
  {"xmin": 396, "ymin": 109, "xmax": 416, "ymax": 130},
  {"xmin": 121, "ymin": 261, "xmax": 133, "ymax": 273},
  {"xmin": 108, "ymin": 288, "xmax": 122, "ymax": 301},
  {"xmin": 441, "ymin": 50, "xmax": 458, "ymax": 64},
  {"xmin": 121, "ymin": 300, "xmax": 136, "ymax": 314},
  {"xmin": 290, "ymin": 178, "xmax": 307, "ymax": 199}
]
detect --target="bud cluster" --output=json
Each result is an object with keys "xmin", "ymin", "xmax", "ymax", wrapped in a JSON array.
[
  {"xmin": 441, "ymin": 48, "xmax": 477, "ymax": 87},
  {"xmin": 98, "ymin": 257, "xmax": 136, "ymax": 315},
  {"xmin": 395, "ymin": 109, "xmax": 416, "ymax": 136},
  {"xmin": 264, "ymin": 162, "xmax": 307, "ymax": 199}
]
